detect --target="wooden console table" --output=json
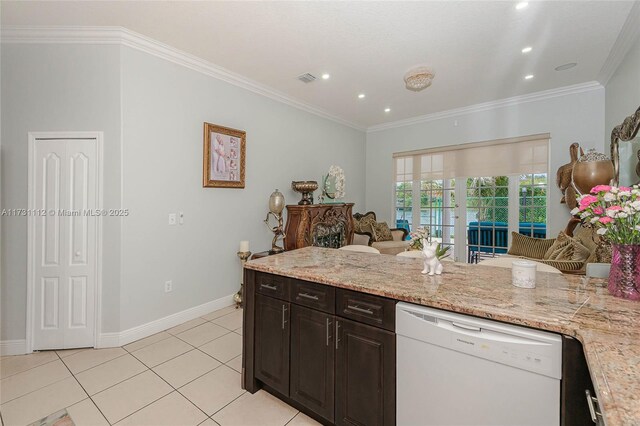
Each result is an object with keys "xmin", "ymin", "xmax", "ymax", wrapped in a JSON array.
[{"xmin": 284, "ymin": 203, "xmax": 354, "ymax": 251}]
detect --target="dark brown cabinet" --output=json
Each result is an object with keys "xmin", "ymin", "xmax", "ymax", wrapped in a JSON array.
[
  {"xmin": 290, "ymin": 305, "xmax": 335, "ymax": 422},
  {"xmin": 254, "ymin": 294, "xmax": 290, "ymax": 396},
  {"xmin": 335, "ymin": 318, "xmax": 396, "ymax": 426},
  {"xmin": 246, "ymin": 272, "xmax": 396, "ymax": 425}
]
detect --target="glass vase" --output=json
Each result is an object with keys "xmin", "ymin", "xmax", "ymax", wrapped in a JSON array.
[{"xmin": 608, "ymin": 244, "xmax": 640, "ymax": 300}]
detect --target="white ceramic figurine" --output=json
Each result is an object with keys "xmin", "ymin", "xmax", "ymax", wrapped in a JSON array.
[{"xmin": 421, "ymin": 239, "xmax": 443, "ymax": 276}]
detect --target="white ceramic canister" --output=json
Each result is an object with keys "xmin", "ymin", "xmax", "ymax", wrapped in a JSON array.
[{"xmin": 512, "ymin": 260, "xmax": 537, "ymax": 289}]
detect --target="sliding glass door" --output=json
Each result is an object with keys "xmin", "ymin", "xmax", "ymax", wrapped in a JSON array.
[{"xmin": 393, "ymin": 136, "xmax": 549, "ymax": 263}]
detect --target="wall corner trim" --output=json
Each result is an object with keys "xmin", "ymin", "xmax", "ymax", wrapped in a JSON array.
[
  {"xmin": 597, "ymin": 2, "xmax": 640, "ymax": 86},
  {"xmin": 0, "ymin": 25, "xmax": 366, "ymax": 132},
  {"xmin": 97, "ymin": 293, "xmax": 236, "ymax": 348},
  {"xmin": 366, "ymin": 81, "xmax": 604, "ymax": 133}
]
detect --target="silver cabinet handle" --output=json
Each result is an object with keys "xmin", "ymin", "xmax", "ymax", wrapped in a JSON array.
[
  {"xmin": 585, "ymin": 390, "xmax": 601, "ymax": 424},
  {"xmin": 326, "ymin": 318, "xmax": 331, "ymax": 346},
  {"xmin": 261, "ymin": 283, "xmax": 277, "ymax": 291},
  {"xmin": 299, "ymin": 292, "xmax": 319, "ymax": 301},
  {"xmin": 335, "ymin": 321, "xmax": 340, "ymax": 349},
  {"xmin": 282, "ymin": 305, "xmax": 287, "ymax": 330},
  {"xmin": 347, "ymin": 304, "xmax": 374, "ymax": 315}
]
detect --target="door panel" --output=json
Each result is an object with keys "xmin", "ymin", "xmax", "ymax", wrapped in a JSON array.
[
  {"xmin": 290, "ymin": 305, "xmax": 334, "ymax": 422},
  {"xmin": 33, "ymin": 138, "xmax": 97, "ymax": 350},
  {"xmin": 69, "ymin": 152, "xmax": 89, "ymax": 265},
  {"xmin": 255, "ymin": 294, "xmax": 290, "ymax": 395},
  {"xmin": 42, "ymin": 152, "xmax": 62, "ymax": 266},
  {"xmin": 41, "ymin": 278, "xmax": 59, "ymax": 329},
  {"xmin": 335, "ymin": 318, "xmax": 395, "ymax": 426}
]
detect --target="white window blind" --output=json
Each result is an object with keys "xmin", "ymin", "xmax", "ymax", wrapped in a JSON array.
[{"xmin": 394, "ymin": 134, "xmax": 549, "ymax": 180}]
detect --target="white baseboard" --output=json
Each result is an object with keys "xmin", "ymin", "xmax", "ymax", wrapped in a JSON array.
[
  {"xmin": 0, "ymin": 339, "xmax": 27, "ymax": 356},
  {"xmin": 97, "ymin": 293, "xmax": 236, "ymax": 348}
]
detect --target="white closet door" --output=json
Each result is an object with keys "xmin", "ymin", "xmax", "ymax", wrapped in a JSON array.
[{"xmin": 33, "ymin": 138, "xmax": 97, "ymax": 350}]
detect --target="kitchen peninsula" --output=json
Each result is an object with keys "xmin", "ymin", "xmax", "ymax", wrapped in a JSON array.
[{"xmin": 242, "ymin": 247, "xmax": 640, "ymax": 426}]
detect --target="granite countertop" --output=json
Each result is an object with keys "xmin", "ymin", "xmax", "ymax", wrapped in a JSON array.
[{"xmin": 245, "ymin": 247, "xmax": 640, "ymax": 426}]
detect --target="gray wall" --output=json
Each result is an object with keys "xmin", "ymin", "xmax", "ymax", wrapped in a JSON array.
[
  {"xmin": 0, "ymin": 41, "xmax": 365, "ymax": 341},
  {"xmin": 119, "ymin": 47, "xmax": 365, "ymax": 330},
  {"xmin": 1, "ymin": 44, "xmax": 123, "ymax": 340},
  {"xmin": 365, "ymin": 87, "xmax": 606, "ymax": 238},
  {"xmin": 605, "ymin": 34, "xmax": 640, "ymax": 185}
]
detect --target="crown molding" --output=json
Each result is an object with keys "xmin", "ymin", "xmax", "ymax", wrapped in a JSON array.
[
  {"xmin": 1, "ymin": 26, "xmax": 367, "ymax": 132},
  {"xmin": 367, "ymin": 81, "xmax": 604, "ymax": 133},
  {"xmin": 597, "ymin": 1, "xmax": 640, "ymax": 86}
]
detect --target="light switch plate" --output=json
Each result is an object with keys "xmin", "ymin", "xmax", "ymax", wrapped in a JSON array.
[{"xmin": 168, "ymin": 213, "xmax": 177, "ymax": 225}]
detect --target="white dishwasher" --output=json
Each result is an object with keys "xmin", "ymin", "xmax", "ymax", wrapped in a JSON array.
[{"xmin": 396, "ymin": 302, "xmax": 562, "ymax": 426}]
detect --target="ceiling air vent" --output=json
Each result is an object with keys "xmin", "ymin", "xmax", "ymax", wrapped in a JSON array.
[{"xmin": 297, "ymin": 73, "xmax": 316, "ymax": 83}]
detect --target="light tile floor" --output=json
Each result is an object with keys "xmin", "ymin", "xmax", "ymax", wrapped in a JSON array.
[{"xmin": 0, "ymin": 305, "xmax": 320, "ymax": 426}]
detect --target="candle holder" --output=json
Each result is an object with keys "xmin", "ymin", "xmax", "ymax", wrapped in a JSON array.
[{"xmin": 234, "ymin": 250, "xmax": 252, "ymax": 308}]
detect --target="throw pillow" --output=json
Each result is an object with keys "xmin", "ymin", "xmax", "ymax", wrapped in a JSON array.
[
  {"xmin": 543, "ymin": 232, "xmax": 573, "ymax": 260},
  {"xmin": 508, "ymin": 232, "xmax": 555, "ymax": 259},
  {"xmin": 571, "ymin": 239, "xmax": 591, "ymax": 262},
  {"xmin": 354, "ymin": 213, "xmax": 376, "ymax": 233},
  {"xmin": 371, "ymin": 221, "xmax": 394, "ymax": 242}
]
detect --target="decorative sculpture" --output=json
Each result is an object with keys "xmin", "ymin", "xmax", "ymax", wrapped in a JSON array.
[
  {"xmin": 264, "ymin": 189, "xmax": 286, "ymax": 254},
  {"xmin": 421, "ymin": 240, "xmax": 443, "ymax": 276},
  {"xmin": 556, "ymin": 142, "xmax": 583, "ymax": 209},
  {"xmin": 610, "ymin": 105, "xmax": 640, "ymax": 186}
]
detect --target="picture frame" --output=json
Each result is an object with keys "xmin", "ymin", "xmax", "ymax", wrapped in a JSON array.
[{"xmin": 203, "ymin": 122, "xmax": 246, "ymax": 188}]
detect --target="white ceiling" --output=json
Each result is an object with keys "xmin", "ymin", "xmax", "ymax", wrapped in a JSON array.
[{"xmin": 1, "ymin": 1, "xmax": 635, "ymax": 128}]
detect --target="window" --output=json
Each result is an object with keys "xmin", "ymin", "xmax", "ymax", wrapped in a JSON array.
[{"xmin": 393, "ymin": 135, "xmax": 549, "ymax": 262}]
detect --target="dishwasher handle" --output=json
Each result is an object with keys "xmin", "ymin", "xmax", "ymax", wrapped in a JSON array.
[{"xmin": 451, "ymin": 321, "xmax": 482, "ymax": 332}]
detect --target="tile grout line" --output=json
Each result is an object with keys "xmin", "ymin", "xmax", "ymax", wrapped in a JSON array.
[
  {"xmin": 0, "ymin": 357, "xmax": 80, "ymax": 405},
  {"xmin": 54, "ymin": 351, "xmax": 112, "ymax": 426},
  {"xmin": 1, "ymin": 307, "xmax": 240, "ymax": 426},
  {"xmin": 170, "ymin": 331, "xmax": 238, "ymax": 365},
  {"xmin": 61, "ymin": 350, "xmax": 130, "ymax": 375},
  {"xmin": 0, "ymin": 355, "xmax": 60, "ymax": 381},
  {"xmin": 121, "ymin": 343, "xmax": 215, "ymax": 423}
]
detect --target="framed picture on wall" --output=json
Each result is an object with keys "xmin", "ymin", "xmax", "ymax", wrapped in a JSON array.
[{"xmin": 203, "ymin": 122, "xmax": 246, "ymax": 188}]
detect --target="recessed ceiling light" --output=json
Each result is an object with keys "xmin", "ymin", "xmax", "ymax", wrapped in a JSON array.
[
  {"xmin": 515, "ymin": 2, "xmax": 528, "ymax": 10},
  {"xmin": 555, "ymin": 62, "xmax": 577, "ymax": 71},
  {"xmin": 524, "ymin": 74, "xmax": 534, "ymax": 80},
  {"xmin": 521, "ymin": 46, "xmax": 532, "ymax": 53},
  {"xmin": 384, "ymin": 108, "xmax": 391, "ymax": 113},
  {"xmin": 358, "ymin": 93, "xmax": 366, "ymax": 99},
  {"xmin": 321, "ymin": 73, "xmax": 330, "ymax": 80}
]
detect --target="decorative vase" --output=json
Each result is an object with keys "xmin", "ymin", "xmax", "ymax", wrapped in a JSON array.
[
  {"xmin": 571, "ymin": 150, "xmax": 614, "ymax": 195},
  {"xmin": 607, "ymin": 244, "xmax": 640, "ymax": 300}
]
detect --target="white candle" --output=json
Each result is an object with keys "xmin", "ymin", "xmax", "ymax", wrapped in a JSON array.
[
  {"xmin": 512, "ymin": 260, "xmax": 536, "ymax": 289},
  {"xmin": 239, "ymin": 240, "xmax": 250, "ymax": 253}
]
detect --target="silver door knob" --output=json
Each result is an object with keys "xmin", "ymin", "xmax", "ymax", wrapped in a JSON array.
[{"xmin": 75, "ymin": 251, "xmax": 81, "ymax": 257}]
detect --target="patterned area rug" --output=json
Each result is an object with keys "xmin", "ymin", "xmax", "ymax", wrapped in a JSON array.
[{"xmin": 29, "ymin": 409, "xmax": 75, "ymax": 426}]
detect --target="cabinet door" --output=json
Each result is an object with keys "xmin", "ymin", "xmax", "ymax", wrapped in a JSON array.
[
  {"xmin": 290, "ymin": 305, "xmax": 335, "ymax": 422},
  {"xmin": 255, "ymin": 294, "xmax": 290, "ymax": 396},
  {"xmin": 335, "ymin": 318, "xmax": 395, "ymax": 426}
]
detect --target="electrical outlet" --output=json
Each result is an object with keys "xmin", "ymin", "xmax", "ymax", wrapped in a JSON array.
[
  {"xmin": 164, "ymin": 280, "xmax": 173, "ymax": 293},
  {"xmin": 168, "ymin": 213, "xmax": 177, "ymax": 225}
]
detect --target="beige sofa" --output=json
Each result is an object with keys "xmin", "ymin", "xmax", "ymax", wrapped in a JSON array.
[{"xmin": 353, "ymin": 212, "xmax": 409, "ymax": 255}]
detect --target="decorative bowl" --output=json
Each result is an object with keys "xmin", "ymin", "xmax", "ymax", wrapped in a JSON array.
[{"xmin": 291, "ymin": 181, "xmax": 318, "ymax": 205}]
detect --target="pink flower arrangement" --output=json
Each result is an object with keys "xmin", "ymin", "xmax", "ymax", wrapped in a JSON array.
[{"xmin": 572, "ymin": 185, "xmax": 640, "ymax": 244}]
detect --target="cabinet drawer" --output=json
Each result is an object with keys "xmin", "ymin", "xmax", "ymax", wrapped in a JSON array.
[
  {"xmin": 291, "ymin": 279, "xmax": 335, "ymax": 314},
  {"xmin": 256, "ymin": 272, "xmax": 289, "ymax": 300},
  {"xmin": 336, "ymin": 289, "xmax": 396, "ymax": 332}
]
